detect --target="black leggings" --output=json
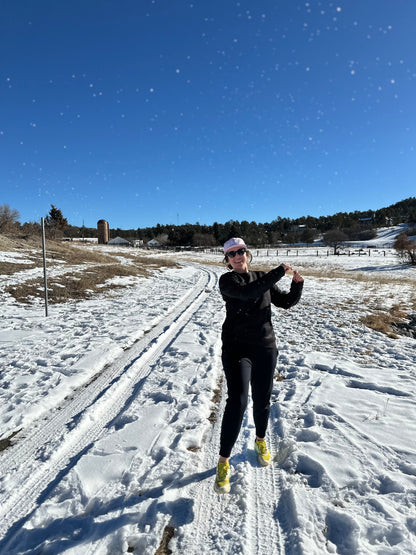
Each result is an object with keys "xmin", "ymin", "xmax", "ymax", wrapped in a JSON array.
[{"xmin": 219, "ymin": 345, "xmax": 278, "ymax": 459}]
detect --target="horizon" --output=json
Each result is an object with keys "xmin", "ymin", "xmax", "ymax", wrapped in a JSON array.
[
  {"xmin": 8, "ymin": 194, "xmax": 415, "ymax": 231},
  {"xmin": 1, "ymin": 2, "xmax": 416, "ymax": 228},
  {"xmin": 13, "ymin": 195, "xmax": 415, "ymax": 231}
]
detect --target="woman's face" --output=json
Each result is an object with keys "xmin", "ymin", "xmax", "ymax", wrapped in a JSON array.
[{"xmin": 226, "ymin": 247, "xmax": 248, "ymax": 273}]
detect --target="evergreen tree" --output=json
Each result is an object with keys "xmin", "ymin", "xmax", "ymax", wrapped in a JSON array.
[{"xmin": 45, "ymin": 205, "xmax": 68, "ymax": 239}]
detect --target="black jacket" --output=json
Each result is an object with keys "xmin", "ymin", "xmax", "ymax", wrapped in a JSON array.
[{"xmin": 219, "ymin": 266, "xmax": 303, "ymax": 348}]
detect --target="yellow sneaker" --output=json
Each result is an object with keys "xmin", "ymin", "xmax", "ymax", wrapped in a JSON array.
[
  {"xmin": 255, "ymin": 439, "xmax": 271, "ymax": 466},
  {"xmin": 214, "ymin": 461, "xmax": 231, "ymax": 494}
]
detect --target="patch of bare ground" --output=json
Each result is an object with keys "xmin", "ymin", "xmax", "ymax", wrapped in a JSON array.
[
  {"xmin": 186, "ymin": 445, "xmax": 201, "ymax": 452},
  {"xmin": 208, "ymin": 375, "xmax": 223, "ymax": 424},
  {"xmin": 154, "ymin": 526, "xmax": 175, "ymax": 555},
  {"xmin": 0, "ymin": 429, "xmax": 21, "ymax": 453}
]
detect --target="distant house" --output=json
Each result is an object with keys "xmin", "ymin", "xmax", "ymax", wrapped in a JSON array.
[
  {"xmin": 147, "ymin": 238, "xmax": 162, "ymax": 248},
  {"xmin": 107, "ymin": 236, "xmax": 131, "ymax": 246},
  {"xmin": 290, "ymin": 224, "xmax": 307, "ymax": 232},
  {"xmin": 132, "ymin": 239, "xmax": 144, "ymax": 248}
]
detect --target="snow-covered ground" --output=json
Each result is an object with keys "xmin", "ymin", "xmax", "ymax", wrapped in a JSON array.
[{"xmin": 1, "ymin": 239, "xmax": 416, "ymax": 554}]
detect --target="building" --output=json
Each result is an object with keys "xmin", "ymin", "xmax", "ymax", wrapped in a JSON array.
[
  {"xmin": 132, "ymin": 239, "xmax": 144, "ymax": 247},
  {"xmin": 97, "ymin": 220, "xmax": 110, "ymax": 244},
  {"xmin": 108, "ymin": 236, "xmax": 131, "ymax": 246},
  {"xmin": 147, "ymin": 238, "xmax": 162, "ymax": 248}
]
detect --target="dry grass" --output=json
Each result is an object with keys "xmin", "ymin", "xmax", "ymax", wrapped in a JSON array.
[
  {"xmin": 1, "ymin": 234, "xmax": 179, "ymax": 304},
  {"xmin": 0, "ymin": 234, "xmax": 119, "ymax": 265},
  {"xmin": 5, "ymin": 259, "xmax": 177, "ymax": 304},
  {"xmin": 46, "ymin": 243, "xmax": 117, "ymax": 265},
  {"xmin": 360, "ymin": 303, "xmax": 408, "ymax": 339},
  {"xmin": 0, "ymin": 234, "xmax": 42, "ymax": 252},
  {"xmin": 0, "ymin": 261, "xmax": 36, "ymax": 275}
]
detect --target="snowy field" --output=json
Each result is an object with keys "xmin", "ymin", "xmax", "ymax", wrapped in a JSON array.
[{"xmin": 1, "ymin": 234, "xmax": 416, "ymax": 554}]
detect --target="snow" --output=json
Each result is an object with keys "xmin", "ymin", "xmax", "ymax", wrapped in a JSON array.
[{"xmin": 1, "ymin": 239, "xmax": 416, "ymax": 554}]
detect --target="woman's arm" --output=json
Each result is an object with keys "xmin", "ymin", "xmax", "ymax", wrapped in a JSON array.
[
  {"xmin": 219, "ymin": 265, "xmax": 286, "ymax": 300},
  {"xmin": 271, "ymin": 275, "xmax": 303, "ymax": 309}
]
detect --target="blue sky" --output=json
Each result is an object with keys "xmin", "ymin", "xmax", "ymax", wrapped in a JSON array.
[{"xmin": 1, "ymin": 1, "xmax": 415, "ymax": 229}]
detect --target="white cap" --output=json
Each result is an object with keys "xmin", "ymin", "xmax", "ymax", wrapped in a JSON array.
[{"xmin": 223, "ymin": 237, "xmax": 247, "ymax": 254}]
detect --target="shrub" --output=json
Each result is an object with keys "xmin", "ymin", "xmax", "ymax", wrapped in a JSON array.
[
  {"xmin": 0, "ymin": 205, "xmax": 20, "ymax": 233},
  {"xmin": 394, "ymin": 234, "xmax": 416, "ymax": 265}
]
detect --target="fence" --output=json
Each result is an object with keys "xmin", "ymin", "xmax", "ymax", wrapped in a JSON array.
[{"xmin": 252, "ymin": 248, "xmax": 394, "ymax": 258}]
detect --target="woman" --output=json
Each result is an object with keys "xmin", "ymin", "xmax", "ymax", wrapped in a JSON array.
[{"xmin": 215, "ymin": 237, "xmax": 304, "ymax": 494}]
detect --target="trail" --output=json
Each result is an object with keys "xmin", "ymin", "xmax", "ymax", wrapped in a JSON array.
[
  {"xmin": 174, "ymin": 376, "xmax": 285, "ymax": 554},
  {"xmin": 0, "ymin": 267, "xmax": 217, "ymax": 552}
]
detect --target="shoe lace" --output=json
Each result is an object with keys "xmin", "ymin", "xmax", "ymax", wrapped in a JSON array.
[
  {"xmin": 256, "ymin": 440, "xmax": 268, "ymax": 455},
  {"xmin": 217, "ymin": 462, "xmax": 229, "ymax": 481}
]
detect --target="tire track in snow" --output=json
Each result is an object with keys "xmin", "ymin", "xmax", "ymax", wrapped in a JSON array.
[
  {"xmin": 177, "ymin": 386, "xmax": 284, "ymax": 553},
  {"xmin": 0, "ymin": 268, "xmax": 216, "ymax": 548},
  {"xmin": 250, "ymin": 431, "xmax": 284, "ymax": 555},
  {"xmin": 239, "ymin": 401, "xmax": 284, "ymax": 555},
  {"xmin": 176, "ymin": 376, "xmax": 236, "ymax": 554},
  {"xmin": 80, "ymin": 276, "xmax": 225, "ymax": 554}
]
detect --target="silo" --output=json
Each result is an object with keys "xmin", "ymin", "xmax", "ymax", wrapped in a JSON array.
[{"xmin": 97, "ymin": 219, "xmax": 109, "ymax": 244}]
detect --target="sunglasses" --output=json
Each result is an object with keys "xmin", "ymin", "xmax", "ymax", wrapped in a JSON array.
[{"xmin": 226, "ymin": 248, "xmax": 247, "ymax": 258}]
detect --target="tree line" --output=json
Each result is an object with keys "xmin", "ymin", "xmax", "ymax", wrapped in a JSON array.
[
  {"xmin": 1, "ymin": 197, "xmax": 416, "ymax": 248},
  {"xmin": 108, "ymin": 196, "xmax": 416, "ymax": 247},
  {"xmin": 73, "ymin": 197, "xmax": 416, "ymax": 247}
]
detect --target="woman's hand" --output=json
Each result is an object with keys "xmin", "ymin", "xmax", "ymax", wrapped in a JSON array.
[
  {"xmin": 279, "ymin": 263, "xmax": 303, "ymax": 282},
  {"xmin": 292, "ymin": 270, "xmax": 304, "ymax": 283},
  {"xmin": 280, "ymin": 263, "xmax": 293, "ymax": 274}
]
